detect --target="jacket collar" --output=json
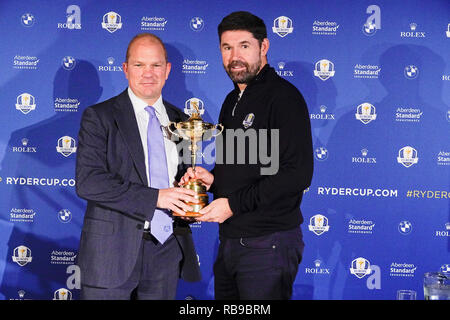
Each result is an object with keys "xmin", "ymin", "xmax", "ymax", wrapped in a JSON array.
[{"xmin": 232, "ymin": 63, "xmax": 272, "ymax": 92}]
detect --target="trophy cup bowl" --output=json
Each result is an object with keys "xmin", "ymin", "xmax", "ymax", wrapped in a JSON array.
[{"xmin": 168, "ymin": 111, "xmax": 223, "ymax": 217}]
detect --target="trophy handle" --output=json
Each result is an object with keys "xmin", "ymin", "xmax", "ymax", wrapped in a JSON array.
[
  {"xmin": 167, "ymin": 122, "xmax": 181, "ymax": 138},
  {"xmin": 212, "ymin": 123, "xmax": 224, "ymax": 137}
]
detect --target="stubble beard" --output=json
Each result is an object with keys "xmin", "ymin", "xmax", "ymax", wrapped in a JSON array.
[{"xmin": 225, "ymin": 59, "xmax": 261, "ymax": 84}]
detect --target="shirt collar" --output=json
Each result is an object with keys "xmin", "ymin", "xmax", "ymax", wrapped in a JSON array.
[{"xmin": 127, "ymin": 87, "xmax": 165, "ymax": 116}]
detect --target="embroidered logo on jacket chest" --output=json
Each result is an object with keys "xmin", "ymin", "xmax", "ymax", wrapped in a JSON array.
[{"xmin": 242, "ymin": 113, "xmax": 255, "ymax": 128}]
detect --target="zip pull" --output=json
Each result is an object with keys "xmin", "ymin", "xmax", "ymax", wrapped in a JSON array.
[{"xmin": 232, "ymin": 90, "xmax": 244, "ymax": 117}]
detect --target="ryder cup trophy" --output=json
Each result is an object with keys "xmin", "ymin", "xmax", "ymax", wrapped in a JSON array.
[{"xmin": 168, "ymin": 100, "xmax": 223, "ymax": 216}]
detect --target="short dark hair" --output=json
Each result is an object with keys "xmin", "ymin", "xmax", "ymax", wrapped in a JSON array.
[
  {"xmin": 218, "ymin": 11, "xmax": 267, "ymax": 44},
  {"xmin": 125, "ymin": 33, "xmax": 168, "ymax": 63}
]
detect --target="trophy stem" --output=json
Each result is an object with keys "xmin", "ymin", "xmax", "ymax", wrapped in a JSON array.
[
  {"xmin": 192, "ymin": 151, "xmax": 196, "ymax": 171},
  {"xmin": 190, "ymin": 140, "xmax": 199, "ymax": 171}
]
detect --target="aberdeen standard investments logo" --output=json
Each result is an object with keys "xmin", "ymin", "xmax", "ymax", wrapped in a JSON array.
[
  {"xmin": 182, "ymin": 59, "xmax": 208, "ymax": 74},
  {"xmin": 348, "ymin": 219, "xmax": 375, "ymax": 234},
  {"xmin": 13, "ymin": 55, "xmax": 40, "ymax": 70},
  {"xmin": 141, "ymin": 16, "xmax": 167, "ymax": 31}
]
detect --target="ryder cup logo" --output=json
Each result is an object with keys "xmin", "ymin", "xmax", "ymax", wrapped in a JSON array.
[
  {"xmin": 355, "ymin": 103, "xmax": 377, "ymax": 124},
  {"xmin": 12, "ymin": 245, "xmax": 32, "ymax": 266},
  {"xmin": 62, "ymin": 56, "xmax": 76, "ymax": 70},
  {"xmin": 308, "ymin": 214, "xmax": 330, "ymax": 235},
  {"xmin": 16, "ymin": 93, "xmax": 36, "ymax": 114},
  {"xmin": 190, "ymin": 17, "xmax": 204, "ymax": 31},
  {"xmin": 314, "ymin": 59, "xmax": 335, "ymax": 81},
  {"xmin": 53, "ymin": 288, "xmax": 72, "ymax": 300},
  {"xmin": 56, "ymin": 136, "xmax": 77, "ymax": 157},
  {"xmin": 184, "ymin": 98, "xmax": 204, "ymax": 116},
  {"xmin": 397, "ymin": 146, "xmax": 418, "ymax": 168},
  {"xmin": 102, "ymin": 11, "xmax": 122, "ymax": 33},
  {"xmin": 243, "ymin": 113, "xmax": 255, "ymax": 129},
  {"xmin": 21, "ymin": 13, "xmax": 35, "ymax": 27},
  {"xmin": 350, "ymin": 257, "xmax": 372, "ymax": 279},
  {"xmin": 272, "ymin": 16, "xmax": 293, "ymax": 37},
  {"xmin": 404, "ymin": 65, "xmax": 419, "ymax": 79}
]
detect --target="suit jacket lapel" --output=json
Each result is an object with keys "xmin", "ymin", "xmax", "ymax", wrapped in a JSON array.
[
  {"xmin": 164, "ymin": 100, "xmax": 188, "ymax": 123},
  {"xmin": 112, "ymin": 90, "xmax": 148, "ymax": 185}
]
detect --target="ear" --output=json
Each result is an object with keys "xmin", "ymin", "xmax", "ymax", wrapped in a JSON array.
[
  {"xmin": 261, "ymin": 38, "xmax": 270, "ymax": 56},
  {"xmin": 122, "ymin": 62, "xmax": 129, "ymax": 79},
  {"xmin": 165, "ymin": 62, "xmax": 172, "ymax": 80}
]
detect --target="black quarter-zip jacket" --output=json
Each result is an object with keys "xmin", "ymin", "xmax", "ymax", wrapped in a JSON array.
[{"xmin": 210, "ymin": 64, "xmax": 314, "ymax": 238}]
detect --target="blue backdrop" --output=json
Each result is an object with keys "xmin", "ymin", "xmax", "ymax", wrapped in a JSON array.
[{"xmin": 0, "ymin": 0, "xmax": 448, "ymax": 300}]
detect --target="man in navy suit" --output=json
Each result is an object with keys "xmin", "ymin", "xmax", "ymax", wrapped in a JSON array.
[{"xmin": 75, "ymin": 33, "xmax": 201, "ymax": 300}]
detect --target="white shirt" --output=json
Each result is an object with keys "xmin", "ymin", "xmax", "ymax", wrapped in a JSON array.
[
  {"xmin": 128, "ymin": 88, "xmax": 179, "ymax": 227},
  {"xmin": 128, "ymin": 87, "xmax": 179, "ymax": 187}
]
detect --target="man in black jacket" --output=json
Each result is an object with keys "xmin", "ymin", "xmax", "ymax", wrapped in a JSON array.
[{"xmin": 181, "ymin": 11, "xmax": 313, "ymax": 299}]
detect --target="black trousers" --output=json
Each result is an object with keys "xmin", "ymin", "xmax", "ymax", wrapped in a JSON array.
[{"xmin": 214, "ymin": 227, "xmax": 304, "ymax": 300}]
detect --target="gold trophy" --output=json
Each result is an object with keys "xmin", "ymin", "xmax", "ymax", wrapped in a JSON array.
[{"xmin": 168, "ymin": 101, "xmax": 223, "ymax": 216}]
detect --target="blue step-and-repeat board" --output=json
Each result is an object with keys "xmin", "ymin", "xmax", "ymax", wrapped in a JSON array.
[{"xmin": 0, "ymin": 0, "xmax": 448, "ymax": 300}]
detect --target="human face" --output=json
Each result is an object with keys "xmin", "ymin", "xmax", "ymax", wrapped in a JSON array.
[
  {"xmin": 123, "ymin": 38, "xmax": 171, "ymax": 105},
  {"xmin": 220, "ymin": 30, "xmax": 269, "ymax": 89}
]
